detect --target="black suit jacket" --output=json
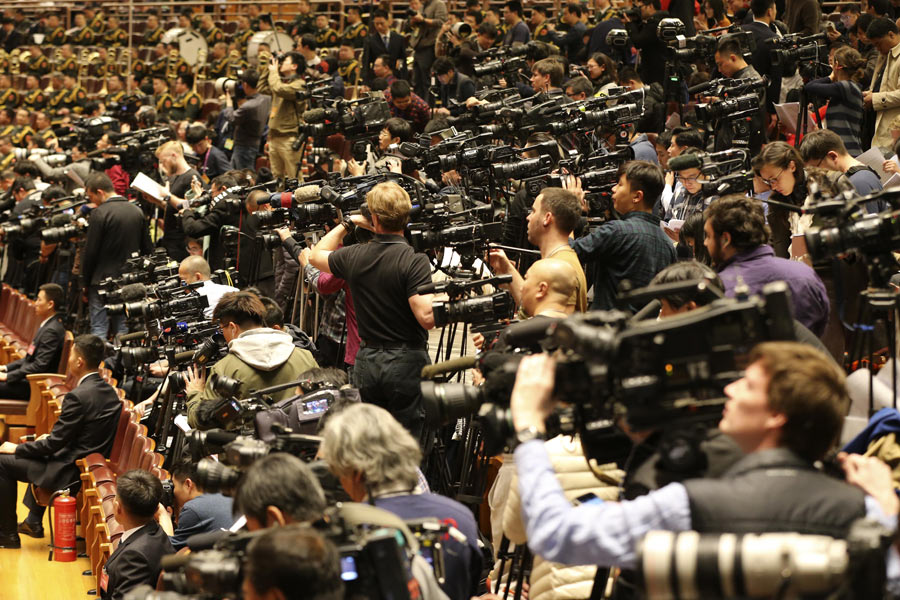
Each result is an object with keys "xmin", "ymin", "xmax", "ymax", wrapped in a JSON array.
[
  {"xmin": 15, "ymin": 372, "xmax": 121, "ymax": 490},
  {"xmin": 361, "ymin": 31, "xmax": 408, "ymax": 84},
  {"xmin": 102, "ymin": 522, "xmax": 175, "ymax": 600},
  {"xmin": 742, "ymin": 20, "xmax": 782, "ymax": 112},
  {"xmin": 82, "ymin": 197, "xmax": 153, "ymax": 286},
  {"xmin": 5, "ymin": 315, "xmax": 65, "ymax": 384}
]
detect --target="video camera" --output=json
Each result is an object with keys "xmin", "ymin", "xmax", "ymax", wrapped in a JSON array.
[
  {"xmin": 418, "ymin": 275, "xmax": 516, "ymax": 329},
  {"xmin": 421, "ymin": 281, "xmax": 796, "ymax": 458}
]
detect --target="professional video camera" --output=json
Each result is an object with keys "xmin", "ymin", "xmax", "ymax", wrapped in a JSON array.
[
  {"xmin": 770, "ymin": 32, "xmax": 828, "ymax": 74},
  {"xmin": 418, "ymin": 275, "xmax": 516, "ymax": 329},
  {"xmin": 98, "ymin": 248, "xmax": 178, "ymax": 289},
  {"xmin": 300, "ymin": 92, "xmax": 391, "ymax": 157},
  {"xmin": 54, "ymin": 115, "xmax": 120, "ymax": 149},
  {"xmin": 421, "ymin": 281, "xmax": 796, "ymax": 458},
  {"xmin": 1, "ymin": 196, "xmax": 89, "ymax": 240},
  {"xmin": 637, "ymin": 519, "xmax": 893, "ymax": 600},
  {"xmin": 668, "ymin": 149, "xmax": 753, "ymax": 197},
  {"xmin": 93, "ymin": 126, "xmax": 176, "ymax": 174},
  {"xmin": 548, "ymin": 102, "xmax": 645, "ymax": 135}
]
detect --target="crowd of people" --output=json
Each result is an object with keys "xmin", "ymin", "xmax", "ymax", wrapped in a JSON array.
[{"xmin": 2, "ymin": 0, "xmax": 900, "ymax": 599}]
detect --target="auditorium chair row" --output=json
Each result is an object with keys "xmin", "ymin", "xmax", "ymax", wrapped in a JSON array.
[{"xmin": 77, "ymin": 398, "xmax": 168, "ymax": 595}]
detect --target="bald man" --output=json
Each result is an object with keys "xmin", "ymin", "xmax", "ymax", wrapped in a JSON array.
[
  {"xmin": 520, "ymin": 258, "xmax": 579, "ymax": 319},
  {"xmin": 179, "ymin": 256, "xmax": 239, "ymax": 318}
]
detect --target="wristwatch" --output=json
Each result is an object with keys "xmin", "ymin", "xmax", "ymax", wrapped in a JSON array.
[
  {"xmin": 515, "ymin": 425, "xmax": 547, "ymax": 446},
  {"xmin": 341, "ymin": 218, "xmax": 355, "ymax": 235}
]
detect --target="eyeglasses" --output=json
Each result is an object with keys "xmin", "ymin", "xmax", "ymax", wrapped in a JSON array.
[
  {"xmin": 759, "ymin": 167, "xmax": 785, "ymax": 187},
  {"xmin": 677, "ymin": 174, "xmax": 700, "ymax": 183}
]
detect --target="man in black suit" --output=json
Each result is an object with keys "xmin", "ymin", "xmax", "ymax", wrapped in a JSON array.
[
  {"xmin": 81, "ymin": 172, "xmax": 152, "ymax": 339},
  {"xmin": 362, "ymin": 9, "xmax": 407, "ymax": 85},
  {"xmin": 0, "ymin": 283, "xmax": 66, "ymax": 400},
  {"xmin": 0, "ymin": 334, "xmax": 121, "ymax": 547},
  {"xmin": 742, "ymin": 0, "xmax": 782, "ymax": 116},
  {"xmin": 102, "ymin": 470, "xmax": 175, "ymax": 600},
  {"xmin": 432, "ymin": 57, "xmax": 476, "ymax": 116},
  {"xmin": 625, "ymin": 0, "xmax": 671, "ymax": 88}
]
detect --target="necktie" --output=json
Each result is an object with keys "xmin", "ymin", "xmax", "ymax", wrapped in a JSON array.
[{"xmin": 384, "ymin": 35, "xmax": 390, "ymax": 48}]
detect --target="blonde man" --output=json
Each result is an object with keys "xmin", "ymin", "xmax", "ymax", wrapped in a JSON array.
[
  {"xmin": 153, "ymin": 140, "xmax": 200, "ymax": 261},
  {"xmin": 309, "ymin": 182, "xmax": 435, "ymax": 441}
]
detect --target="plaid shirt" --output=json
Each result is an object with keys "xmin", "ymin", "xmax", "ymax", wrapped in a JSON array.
[
  {"xmin": 571, "ymin": 211, "xmax": 676, "ymax": 310},
  {"xmin": 304, "ymin": 264, "xmax": 346, "ymax": 343},
  {"xmin": 383, "ymin": 89, "xmax": 431, "ymax": 132}
]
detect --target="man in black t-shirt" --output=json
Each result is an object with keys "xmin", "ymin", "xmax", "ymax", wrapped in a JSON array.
[
  {"xmin": 155, "ymin": 140, "xmax": 200, "ymax": 262},
  {"xmin": 309, "ymin": 182, "xmax": 435, "ymax": 441}
]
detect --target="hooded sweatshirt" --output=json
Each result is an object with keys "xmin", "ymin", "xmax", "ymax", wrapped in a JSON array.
[{"xmin": 187, "ymin": 328, "xmax": 318, "ymax": 429}]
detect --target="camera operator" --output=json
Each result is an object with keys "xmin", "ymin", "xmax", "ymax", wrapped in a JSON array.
[
  {"xmin": 258, "ymin": 50, "xmax": 307, "ymax": 181},
  {"xmin": 800, "ymin": 129, "xmax": 884, "ymax": 204},
  {"xmin": 619, "ymin": 66, "xmax": 666, "ymax": 134},
  {"xmin": 502, "ymin": 1, "xmax": 530, "ymax": 45},
  {"xmin": 711, "ymin": 36, "xmax": 767, "ymax": 154},
  {"xmin": 570, "ymin": 161, "xmax": 677, "ymax": 311},
  {"xmin": 385, "ymin": 79, "xmax": 432, "ymax": 134},
  {"xmin": 102, "ymin": 470, "xmax": 175, "ymax": 600},
  {"xmin": 186, "ymin": 125, "xmax": 230, "ymax": 183},
  {"xmin": 242, "ymin": 524, "xmax": 344, "ymax": 600},
  {"xmin": 185, "ymin": 291, "xmax": 318, "ymax": 430},
  {"xmin": 432, "ymin": 57, "xmax": 476, "ymax": 116},
  {"xmin": 154, "ymin": 140, "xmax": 200, "ymax": 263},
  {"xmin": 234, "ymin": 453, "xmax": 327, "ymax": 530},
  {"xmin": 309, "ymin": 181, "xmax": 435, "ymax": 441},
  {"xmin": 489, "ymin": 187, "xmax": 588, "ymax": 313},
  {"xmin": 178, "ymin": 255, "xmax": 239, "ymax": 318},
  {"xmin": 704, "ymin": 194, "xmax": 830, "ymax": 336},
  {"xmin": 507, "ymin": 343, "xmax": 899, "ymax": 571},
  {"xmin": 31, "ymin": 141, "xmax": 91, "ymax": 193},
  {"xmin": 863, "ymin": 17, "xmax": 900, "ymax": 154},
  {"xmin": 624, "ymin": 0, "xmax": 672, "ymax": 87},
  {"xmin": 564, "ymin": 76, "xmax": 594, "ymax": 101},
  {"xmin": 0, "ymin": 335, "xmax": 120, "ymax": 548},
  {"xmin": 0, "ymin": 178, "xmax": 40, "ymax": 291},
  {"xmin": 0, "ymin": 283, "xmax": 65, "ymax": 400},
  {"xmin": 407, "ymin": 0, "xmax": 448, "ymax": 100},
  {"xmin": 529, "ymin": 57, "xmax": 566, "ymax": 96},
  {"xmin": 154, "ymin": 461, "xmax": 234, "ymax": 551},
  {"xmin": 321, "ymin": 402, "xmax": 482, "ymax": 600},
  {"xmin": 222, "ymin": 69, "xmax": 272, "ymax": 170},
  {"xmin": 178, "ymin": 173, "xmax": 245, "ymax": 272},
  {"xmin": 345, "ymin": 117, "xmax": 413, "ymax": 176},
  {"xmin": 454, "ymin": 22, "xmax": 497, "ymax": 77},
  {"xmin": 82, "ymin": 173, "xmax": 153, "ymax": 338}
]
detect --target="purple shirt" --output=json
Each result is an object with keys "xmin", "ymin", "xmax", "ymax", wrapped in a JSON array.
[{"xmin": 717, "ymin": 245, "xmax": 830, "ymax": 336}]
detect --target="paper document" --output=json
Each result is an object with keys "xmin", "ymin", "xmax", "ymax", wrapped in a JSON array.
[
  {"xmin": 885, "ymin": 173, "xmax": 900, "ymax": 189},
  {"xmin": 774, "ymin": 102, "xmax": 817, "ymax": 134},
  {"xmin": 131, "ymin": 172, "xmax": 167, "ymax": 201},
  {"xmin": 660, "ymin": 219, "xmax": 684, "ymax": 232},
  {"xmin": 855, "ymin": 148, "xmax": 889, "ymax": 182}
]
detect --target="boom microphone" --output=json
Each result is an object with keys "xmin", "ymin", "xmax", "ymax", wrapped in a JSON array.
[
  {"xmin": 420, "ymin": 355, "xmax": 478, "ymax": 379},
  {"xmin": 667, "ymin": 153, "xmax": 704, "ymax": 172},
  {"xmin": 302, "ymin": 108, "xmax": 328, "ymax": 123}
]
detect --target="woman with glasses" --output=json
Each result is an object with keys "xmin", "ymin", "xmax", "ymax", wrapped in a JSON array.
[
  {"xmin": 755, "ymin": 142, "xmax": 812, "ymax": 259},
  {"xmin": 803, "ymin": 46, "xmax": 867, "ymax": 157},
  {"xmin": 585, "ymin": 52, "xmax": 619, "ymax": 96}
]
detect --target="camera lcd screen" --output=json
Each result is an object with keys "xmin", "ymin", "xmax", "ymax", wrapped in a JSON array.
[{"xmin": 340, "ymin": 556, "xmax": 359, "ymax": 581}]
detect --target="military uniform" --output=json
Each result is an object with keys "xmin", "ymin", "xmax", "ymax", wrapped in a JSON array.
[
  {"xmin": 148, "ymin": 56, "xmax": 167, "ymax": 78},
  {"xmin": 47, "ymin": 88, "xmax": 68, "ymax": 113},
  {"xmin": 59, "ymin": 56, "xmax": 78, "ymax": 77},
  {"xmin": 0, "ymin": 153, "xmax": 14, "ymax": 170},
  {"xmin": 69, "ymin": 27, "xmax": 95, "ymax": 45},
  {"xmin": 201, "ymin": 26, "xmax": 225, "ymax": 46},
  {"xmin": 87, "ymin": 13, "xmax": 105, "ymax": 34},
  {"xmin": 107, "ymin": 90, "xmax": 126, "ymax": 106},
  {"xmin": 0, "ymin": 89, "xmax": 19, "ymax": 109},
  {"xmin": 337, "ymin": 59, "xmax": 361, "ymax": 85},
  {"xmin": 227, "ymin": 59, "xmax": 249, "ymax": 77},
  {"xmin": 290, "ymin": 13, "xmax": 315, "ymax": 37},
  {"xmin": 131, "ymin": 57, "xmax": 147, "ymax": 81},
  {"xmin": 21, "ymin": 89, "xmax": 46, "ymax": 110},
  {"xmin": 11, "ymin": 125, "xmax": 35, "ymax": 146},
  {"xmin": 26, "ymin": 55, "xmax": 50, "ymax": 77},
  {"xmin": 315, "ymin": 27, "xmax": 339, "ymax": 48},
  {"xmin": 45, "ymin": 26, "xmax": 66, "ymax": 46},
  {"xmin": 233, "ymin": 29, "xmax": 254, "ymax": 53},
  {"xmin": 61, "ymin": 85, "xmax": 87, "ymax": 113},
  {"xmin": 154, "ymin": 92, "xmax": 174, "ymax": 117},
  {"xmin": 208, "ymin": 55, "xmax": 232, "ymax": 78},
  {"xmin": 171, "ymin": 89, "xmax": 202, "ymax": 121},
  {"xmin": 0, "ymin": 124, "xmax": 16, "ymax": 140},
  {"xmin": 143, "ymin": 27, "xmax": 164, "ymax": 47},
  {"xmin": 533, "ymin": 22, "xmax": 554, "ymax": 43},
  {"xmin": 341, "ymin": 22, "xmax": 368, "ymax": 49},
  {"xmin": 104, "ymin": 27, "xmax": 128, "ymax": 47},
  {"xmin": 37, "ymin": 127, "xmax": 56, "ymax": 146}
]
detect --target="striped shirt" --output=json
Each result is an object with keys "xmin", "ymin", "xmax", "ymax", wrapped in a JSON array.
[{"xmin": 804, "ymin": 77, "xmax": 864, "ymax": 156}]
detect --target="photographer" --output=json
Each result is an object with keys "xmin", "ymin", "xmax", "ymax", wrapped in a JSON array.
[
  {"xmin": 407, "ymin": 0, "xmax": 448, "ymax": 100},
  {"xmin": 0, "ymin": 177, "xmax": 40, "ymax": 291},
  {"xmin": 242, "ymin": 524, "xmax": 344, "ymax": 600},
  {"xmin": 432, "ymin": 57, "xmax": 476, "ymax": 116},
  {"xmin": 570, "ymin": 161, "xmax": 677, "ymax": 311},
  {"xmin": 321, "ymin": 402, "xmax": 482, "ymax": 600},
  {"xmin": 489, "ymin": 186, "xmax": 588, "ymax": 313},
  {"xmin": 82, "ymin": 173, "xmax": 153, "ymax": 338},
  {"xmin": 222, "ymin": 69, "xmax": 272, "ymax": 170},
  {"xmin": 345, "ymin": 117, "xmax": 413, "ymax": 176},
  {"xmin": 234, "ymin": 453, "xmax": 326, "ymax": 530},
  {"xmin": 155, "ymin": 461, "xmax": 234, "ymax": 551},
  {"xmin": 185, "ymin": 291, "xmax": 318, "ymax": 430},
  {"xmin": 309, "ymin": 181, "xmax": 435, "ymax": 441},
  {"xmin": 385, "ymin": 79, "xmax": 432, "ymax": 134},
  {"xmin": 186, "ymin": 125, "xmax": 230, "ymax": 182},
  {"xmin": 102, "ymin": 470, "xmax": 174, "ymax": 600},
  {"xmin": 154, "ymin": 140, "xmax": 201, "ymax": 262},
  {"xmin": 178, "ymin": 255, "xmax": 239, "ymax": 318},
  {"xmin": 31, "ymin": 141, "xmax": 91, "ymax": 193},
  {"xmin": 508, "ymin": 343, "xmax": 899, "ymax": 569},
  {"xmin": 178, "ymin": 173, "xmax": 245, "ymax": 272},
  {"xmin": 703, "ymin": 194, "xmax": 829, "ymax": 336},
  {"xmin": 803, "ymin": 46, "xmax": 867, "ymax": 156},
  {"xmin": 743, "ymin": 0, "xmax": 783, "ymax": 116},
  {"xmin": 547, "ymin": 3, "xmax": 587, "ymax": 63},
  {"xmin": 258, "ymin": 50, "xmax": 307, "ymax": 181}
]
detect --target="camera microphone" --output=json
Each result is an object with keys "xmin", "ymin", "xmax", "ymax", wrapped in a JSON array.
[
  {"xmin": 294, "ymin": 184, "xmax": 322, "ymax": 202},
  {"xmin": 119, "ymin": 283, "xmax": 149, "ymax": 301},
  {"xmin": 302, "ymin": 108, "xmax": 328, "ymax": 123},
  {"xmin": 667, "ymin": 153, "xmax": 704, "ymax": 172},
  {"xmin": 420, "ymin": 356, "xmax": 478, "ymax": 379}
]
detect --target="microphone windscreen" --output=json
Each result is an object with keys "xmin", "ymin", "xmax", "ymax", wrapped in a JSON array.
[{"xmin": 668, "ymin": 153, "xmax": 704, "ymax": 172}]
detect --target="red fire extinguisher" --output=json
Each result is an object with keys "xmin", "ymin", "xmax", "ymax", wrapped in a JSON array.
[{"xmin": 49, "ymin": 489, "xmax": 77, "ymax": 562}]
